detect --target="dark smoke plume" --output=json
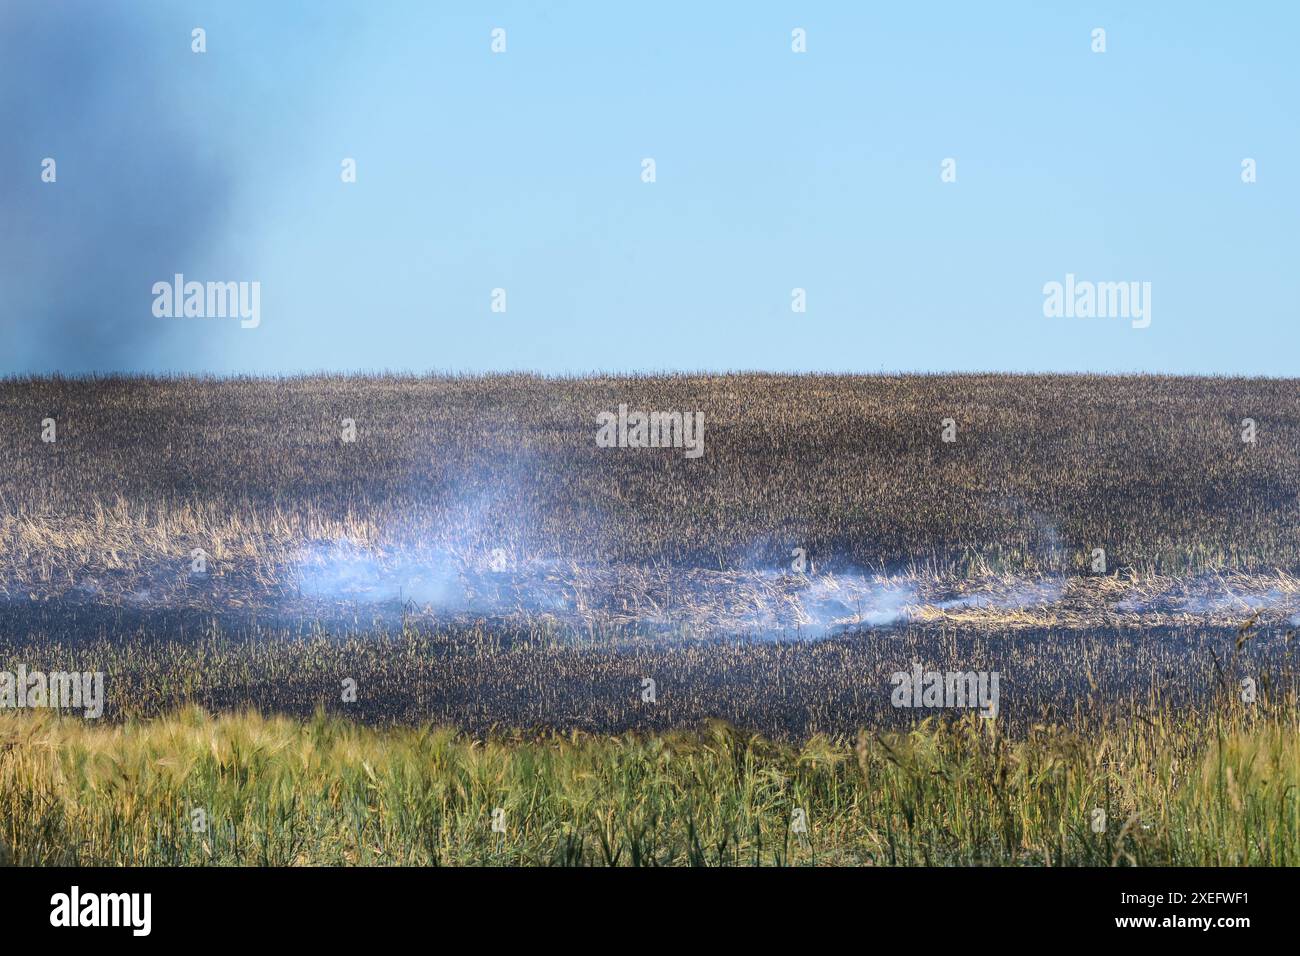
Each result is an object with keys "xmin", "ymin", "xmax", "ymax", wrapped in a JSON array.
[{"xmin": 0, "ymin": 2, "xmax": 233, "ymax": 373}]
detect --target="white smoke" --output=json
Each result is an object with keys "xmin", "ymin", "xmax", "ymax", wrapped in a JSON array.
[
  {"xmin": 934, "ymin": 578, "xmax": 1065, "ymax": 612},
  {"xmin": 296, "ymin": 540, "xmax": 462, "ymax": 606},
  {"xmin": 290, "ymin": 542, "xmax": 918, "ymax": 637}
]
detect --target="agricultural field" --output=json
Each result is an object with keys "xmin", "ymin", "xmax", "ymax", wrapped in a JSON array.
[{"xmin": 1, "ymin": 373, "xmax": 1298, "ymax": 866}]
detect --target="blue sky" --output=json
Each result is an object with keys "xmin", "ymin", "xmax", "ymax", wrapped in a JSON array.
[{"xmin": 2, "ymin": 1, "xmax": 1296, "ymax": 375}]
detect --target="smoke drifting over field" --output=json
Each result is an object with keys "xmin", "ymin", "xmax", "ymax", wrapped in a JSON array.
[
  {"xmin": 284, "ymin": 480, "xmax": 1295, "ymax": 636},
  {"xmin": 287, "ymin": 541, "xmax": 1300, "ymax": 638},
  {"xmin": 293, "ymin": 540, "xmax": 923, "ymax": 637},
  {"xmin": 4, "ymin": 376, "xmax": 1300, "ymax": 642}
]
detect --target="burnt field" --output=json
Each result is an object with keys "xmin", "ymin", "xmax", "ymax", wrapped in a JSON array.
[
  {"xmin": 4, "ymin": 371, "xmax": 1300, "ymax": 577},
  {"xmin": 3, "ymin": 373, "xmax": 1300, "ymax": 868},
  {"xmin": 0, "ymin": 602, "xmax": 1295, "ymax": 739},
  {"xmin": 1, "ymin": 372, "xmax": 1299, "ymax": 738}
]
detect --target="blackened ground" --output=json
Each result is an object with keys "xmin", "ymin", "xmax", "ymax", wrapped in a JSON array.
[{"xmin": 1, "ymin": 602, "xmax": 1293, "ymax": 740}]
